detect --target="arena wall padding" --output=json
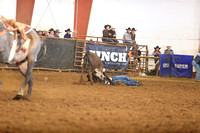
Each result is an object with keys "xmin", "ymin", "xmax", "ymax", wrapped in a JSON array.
[{"xmin": 35, "ymin": 38, "xmax": 79, "ymax": 69}]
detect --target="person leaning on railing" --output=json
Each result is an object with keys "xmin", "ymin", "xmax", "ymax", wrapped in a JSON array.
[
  {"xmin": 130, "ymin": 27, "xmax": 137, "ymax": 44},
  {"xmin": 164, "ymin": 46, "xmax": 174, "ymax": 54},
  {"xmin": 123, "ymin": 27, "xmax": 132, "ymax": 44},
  {"xmin": 48, "ymin": 28, "xmax": 55, "ymax": 37},
  {"xmin": 108, "ymin": 26, "xmax": 117, "ymax": 42},
  {"xmin": 64, "ymin": 28, "xmax": 72, "ymax": 38},
  {"xmin": 152, "ymin": 46, "xmax": 161, "ymax": 70},
  {"xmin": 54, "ymin": 29, "xmax": 61, "ymax": 38},
  {"xmin": 102, "ymin": 24, "xmax": 113, "ymax": 42}
]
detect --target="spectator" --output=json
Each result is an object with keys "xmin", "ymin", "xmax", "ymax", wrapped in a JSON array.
[
  {"xmin": 164, "ymin": 46, "xmax": 174, "ymax": 54},
  {"xmin": 192, "ymin": 53, "xmax": 200, "ymax": 82},
  {"xmin": 54, "ymin": 29, "xmax": 61, "ymax": 38},
  {"xmin": 108, "ymin": 27, "xmax": 117, "ymax": 42},
  {"xmin": 102, "ymin": 24, "xmax": 113, "ymax": 42},
  {"xmin": 43, "ymin": 30, "xmax": 49, "ymax": 36},
  {"xmin": 123, "ymin": 27, "xmax": 132, "ymax": 44},
  {"xmin": 37, "ymin": 30, "xmax": 43, "ymax": 36},
  {"xmin": 131, "ymin": 28, "xmax": 137, "ymax": 44},
  {"xmin": 48, "ymin": 28, "xmax": 55, "ymax": 37},
  {"xmin": 152, "ymin": 46, "xmax": 161, "ymax": 70},
  {"xmin": 64, "ymin": 28, "xmax": 72, "ymax": 38},
  {"xmin": 152, "ymin": 46, "xmax": 161, "ymax": 57}
]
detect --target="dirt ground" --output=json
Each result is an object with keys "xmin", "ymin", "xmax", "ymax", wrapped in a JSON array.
[{"xmin": 0, "ymin": 70, "xmax": 200, "ymax": 133}]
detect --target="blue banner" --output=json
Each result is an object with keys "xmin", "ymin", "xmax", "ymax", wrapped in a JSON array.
[
  {"xmin": 85, "ymin": 43, "xmax": 129, "ymax": 70},
  {"xmin": 159, "ymin": 54, "xmax": 193, "ymax": 78}
]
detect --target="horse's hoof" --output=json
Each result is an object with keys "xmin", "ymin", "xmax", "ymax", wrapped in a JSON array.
[{"xmin": 13, "ymin": 94, "xmax": 23, "ymax": 100}]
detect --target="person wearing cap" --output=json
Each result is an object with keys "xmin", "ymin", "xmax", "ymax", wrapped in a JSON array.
[
  {"xmin": 164, "ymin": 46, "xmax": 174, "ymax": 54},
  {"xmin": 192, "ymin": 53, "xmax": 200, "ymax": 82},
  {"xmin": 64, "ymin": 28, "xmax": 72, "ymax": 38},
  {"xmin": 102, "ymin": 24, "xmax": 113, "ymax": 42},
  {"xmin": 131, "ymin": 28, "xmax": 137, "ymax": 44},
  {"xmin": 54, "ymin": 29, "xmax": 61, "ymax": 38},
  {"xmin": 48, "ymin": 28, "xmax": 55, "ymax": 37},
  {"xmin": 123, "ymin": 27, "xmax": 132, "ymax": 44}
]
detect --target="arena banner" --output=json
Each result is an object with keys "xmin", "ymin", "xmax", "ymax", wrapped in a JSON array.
[
  {"xmin": 85, "ymin": 43, "xmax": 129, "ymax": 70},
  {"xmin": 159, "ymin": 54, "xmax": 172, "ymax": 77},
  {"xmin": 171, "ymin": 54, "xmax": 193, "ymax": 78},
  {"xmin": 159, "ymin": 54, "xmax": 193, "ymax": 78}
]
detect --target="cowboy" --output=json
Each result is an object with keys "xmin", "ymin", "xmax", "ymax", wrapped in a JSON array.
[
  {"xmin": 54, "ymin": 29, "xmax": 61, "ymax": 38},
  {"xmin": 48, "ymin": 28, "xmax": 55, "ymax": 37},
  {"xmin": 102, "ymin": 24, "xmax": 113, "ymax": 42},
  {"xmin": 192, "ymin": 53, "xmax": 200, "ymax": 82},
  {"xmin": 131, "ymin": 28, "xmax": 137, "ymax": 44},
  {"xmin": 164, "ymin": 45, "xmax": 174, "ymax": 54},
  {"xmin": 152, "ymin": 46, "xmax": 161, "ymax": 70},
  {"xmin": 152, "ymin": 46, "xmax": 161, "ymax": 57},
  {"xmin": 0, "ymin": 16, "xmax": 31, "ymax": 62},
  {"xmin": 123, "ymin": 27, "xmax": 132, "ymax": 44},
  {"xmin": 64, "ymin": 28, "xmax": 72, "ymax": 38},
  {"xmin": 108, "ymin": 26, "xmax": 117, "ymax": 42}
]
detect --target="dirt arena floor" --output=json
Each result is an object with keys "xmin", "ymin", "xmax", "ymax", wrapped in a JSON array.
[{"xmin": 0, "ymin": 70, "xmax": 200, "ymax": 133}]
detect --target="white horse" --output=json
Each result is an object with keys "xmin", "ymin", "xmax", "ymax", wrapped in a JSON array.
[{"xmin": 0, "ymin": 20, "xmax": 41, "ymax": 99}]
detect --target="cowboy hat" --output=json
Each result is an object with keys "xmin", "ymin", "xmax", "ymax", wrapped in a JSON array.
[
  {"xmin": 65, "ymin": 28, "xmax": 71, "ymax": 32},
  {"xmin": 126, "ymin": 27, "xmax": 131, "ymax": 30},
  {"xmin": 154, "ymin": 46, "xmax": 161, "ymax": 49},
  {"xmin": 49, "ymin": 28, "xmax": 55, "ymax": 32},
  {"xmin": 132, "ymin": 28, "xmax": 137, "ymax": 31},
  {"xmin": 104, "ymin": 24, "xmax": 111, "ymax": 29},
  {"xmin": 55, "ymin": 29, "xmax": 61, "ymax": 33}
]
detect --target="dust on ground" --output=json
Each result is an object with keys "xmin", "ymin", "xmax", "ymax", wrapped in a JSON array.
[{"xmin": 0, "ymin": 70, "xmax": 200, "ymax": 133}]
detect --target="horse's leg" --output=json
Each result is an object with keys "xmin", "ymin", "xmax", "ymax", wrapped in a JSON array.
[{"xmin": 16, "ymin": 58, "xmax": 34, "ymax": 98}]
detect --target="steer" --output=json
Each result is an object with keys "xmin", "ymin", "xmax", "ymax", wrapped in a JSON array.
[{"xmin": 81, "ymin": 51, "xmax": 105, "ymax": 85}]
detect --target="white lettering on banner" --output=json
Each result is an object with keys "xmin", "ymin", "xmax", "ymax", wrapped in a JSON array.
[
  {"xmin": 101, "ymin": 51, "xmax": 110, "ymax": 61},
  {"xmin": 88, "ymin": 50, "xmax": 127, "ymax": 62},
  {"xmin": 174, "ymin": 64, "xmax": 188, "ymax": 69},
  {"xmin": 110, "ymin": 52, "xmax": 118, "ymax": 62},
  {"xmin": 163, "ymin": 63, "xmax": 169, "ymax": 68},
  {"xmin": 118, "ymin": 53, "xmax": 127, "ymax": 62}
]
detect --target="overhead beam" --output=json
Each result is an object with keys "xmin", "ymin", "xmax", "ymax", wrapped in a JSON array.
[
  {"xmin": 73, "ymin": 0, "xmax": 93, "ymax": 39},
  {"xmin": 16, "ymin": 0, "xmax": 35, "ymax": 25}
]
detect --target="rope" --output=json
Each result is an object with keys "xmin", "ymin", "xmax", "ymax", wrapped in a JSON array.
[
  {"xmin": 47, "ymin": 0, "xmax": 58, "ymax": 29},
  {"xmin": 35, "ymin": 0, "xmax": 53, "ymax": 29}
]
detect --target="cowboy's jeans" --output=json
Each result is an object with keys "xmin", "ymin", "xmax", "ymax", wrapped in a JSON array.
[
  {"xmin": 192, "ymin": 60, "xmax": 200, "ymax": 81},
  {"xmin": 111, "ymin": 75, "xmax": 138, "ymax": 86}
]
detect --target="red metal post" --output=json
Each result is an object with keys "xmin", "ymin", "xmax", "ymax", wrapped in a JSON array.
[
  {"xmin": 73, "ymin": 0, "xmax": 93, "ymax": 39},
  {"xmin": 16, "ymin": 0, "xmax": 35, "ymax": 25}
]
